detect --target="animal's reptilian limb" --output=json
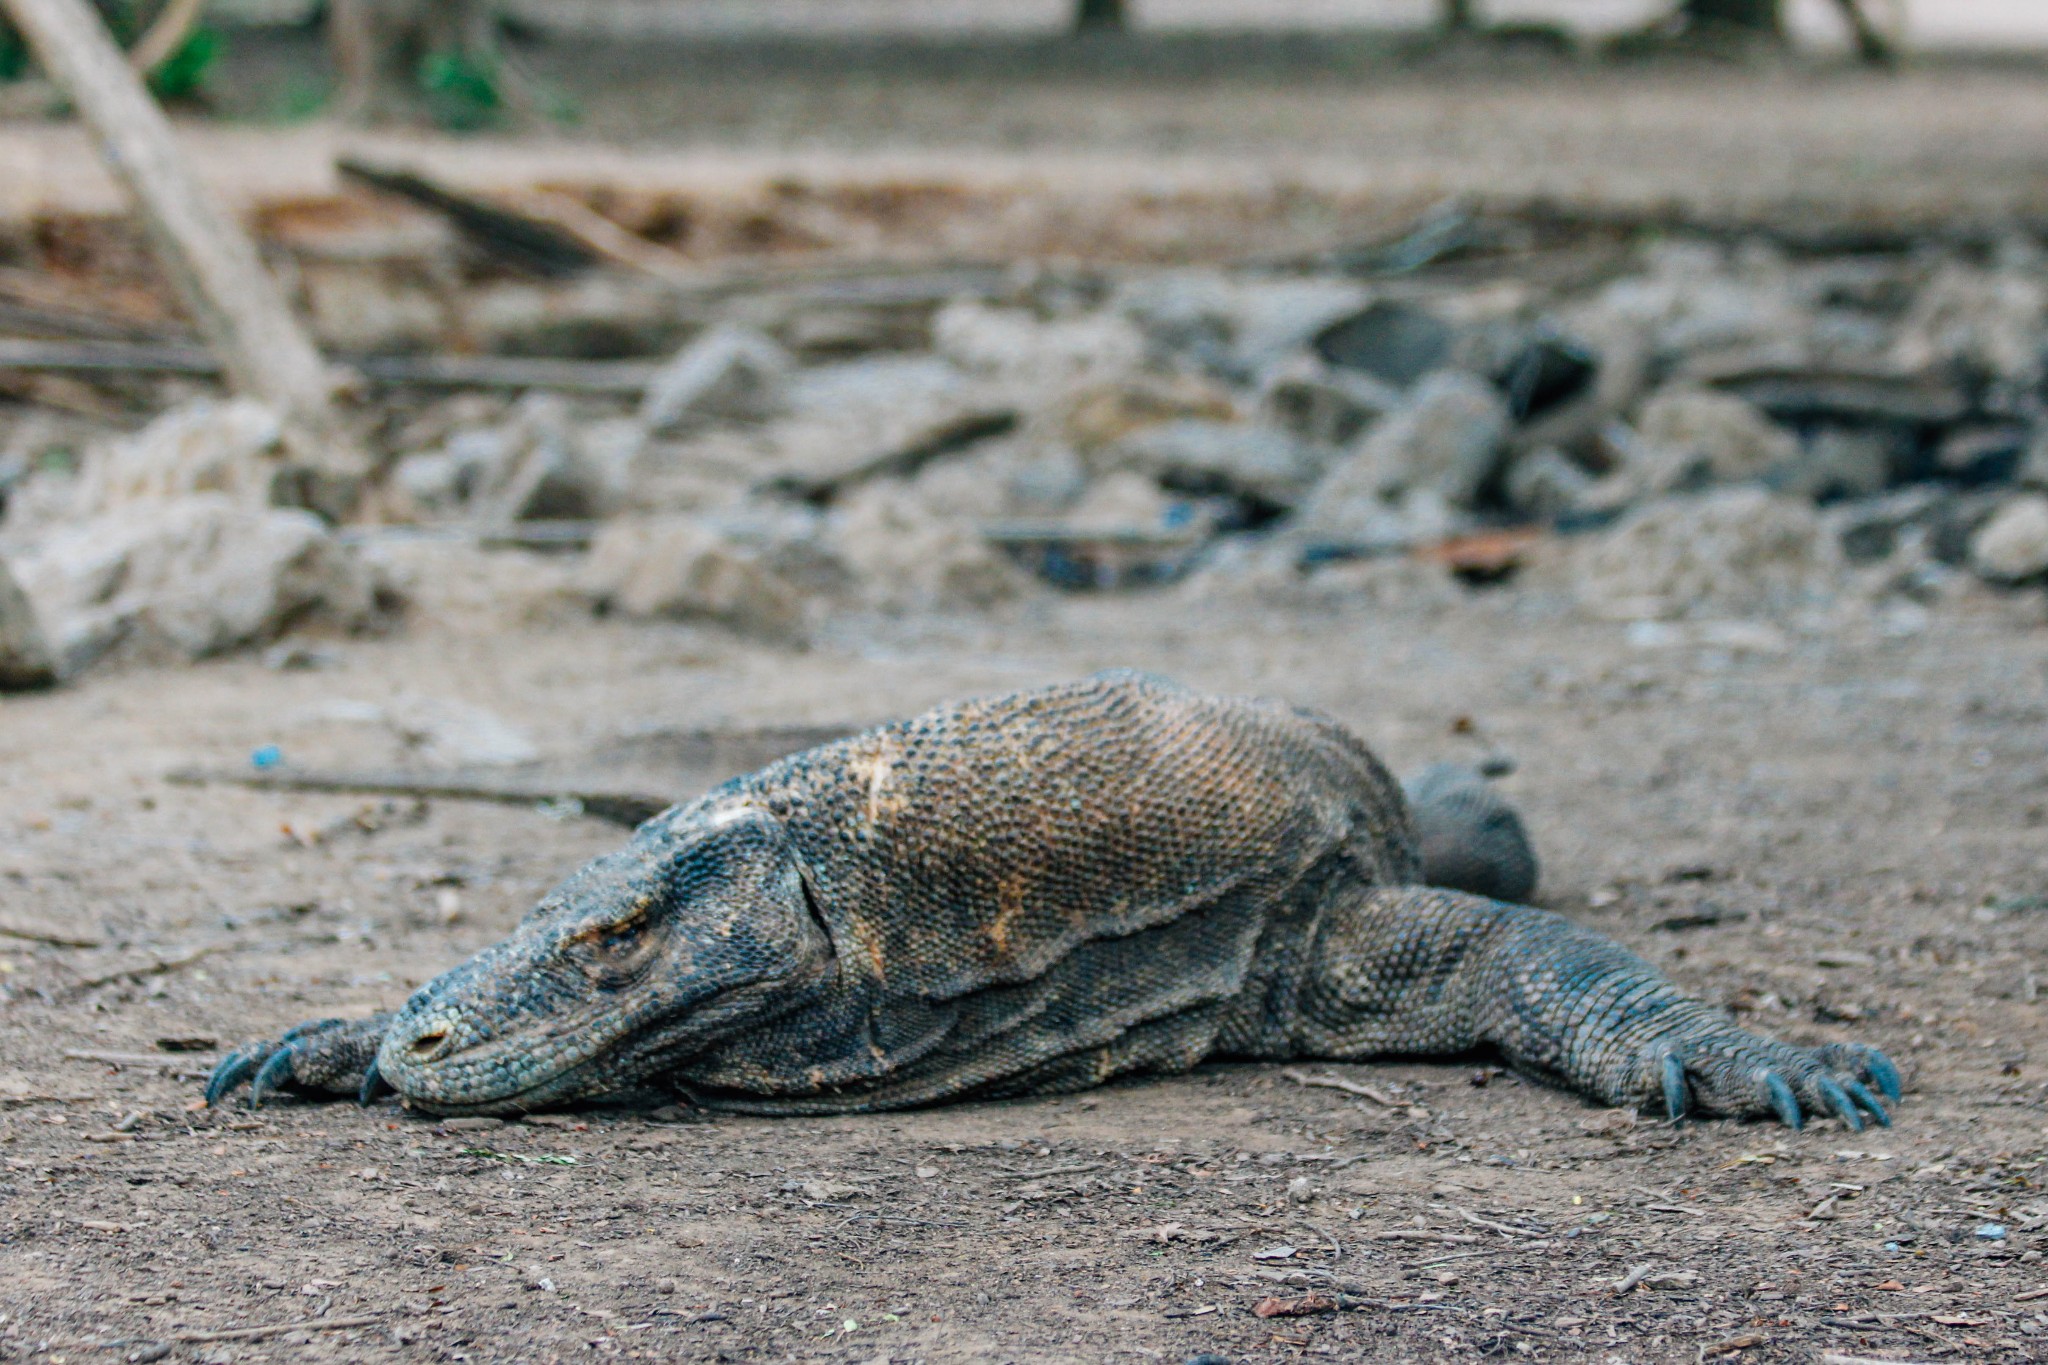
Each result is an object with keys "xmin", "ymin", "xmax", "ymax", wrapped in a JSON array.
[{"xmin": 1292, "ymin": 886, "xmax": 1897, "ymax": 1128}]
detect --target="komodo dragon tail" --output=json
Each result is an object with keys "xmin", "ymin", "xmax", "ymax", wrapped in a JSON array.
[{"xmin": 1402, "ymin": 763, "xmax": 1539, "ymax": 903}]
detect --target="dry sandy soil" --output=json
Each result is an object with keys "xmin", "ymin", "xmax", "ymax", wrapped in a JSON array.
[{"xmin": 0, "ymin": 578, "xmax": 2046, "ymax": 1364}]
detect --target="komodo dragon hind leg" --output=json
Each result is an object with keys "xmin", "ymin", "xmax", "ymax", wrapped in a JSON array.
[
  {"xmin": 1295, "ymin": 886, "xmax": 1900, "ymax": 1128},
  {"xmin": 207, "ymin": 1014, "xmax": 395, "ymax": 1108}
]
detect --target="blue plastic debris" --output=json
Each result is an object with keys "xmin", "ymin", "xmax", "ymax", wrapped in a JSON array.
[
  {"xmin": 250, "ymin": 744, "xmax": 283, "ymax": 771},
  {"xmin": 1883, "ymin": 1241, "xmax": 1902, "ymax": 1252},
  {"xmin": 1976, "ymin": 1223, "xmax": 2007, "ymax": 1241}
]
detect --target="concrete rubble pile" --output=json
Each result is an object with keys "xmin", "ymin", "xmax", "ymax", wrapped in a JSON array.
[{"xmin": 5, "ymin": 217, "xmax": 2048, "ymax": 682}]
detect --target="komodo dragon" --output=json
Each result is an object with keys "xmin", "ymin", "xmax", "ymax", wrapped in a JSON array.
[{"xmin": 207, "ymin": 672, "xmax": 1899, "ymax": 1130}]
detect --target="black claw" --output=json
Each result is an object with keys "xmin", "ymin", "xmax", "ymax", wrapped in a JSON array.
[
  {"xmin": 249, "ymin": 1048, "xmax": 297, "ymax": 1109},
  {"xmin": 1660, "ymin": 1053, "xmax": 1689, "ymax": 1122},
  {"xmin": 1763, "ymin": 1072, "xmax": 1803, "ymax": 1130},
  {"xmin": 1815, "ymin": 1077, "xmax": 1863, "ymax": 1132},
  {"xmin": 1866, "ymin": 1050, "xmax": 1903, "ymax": 1103},
  {"xmin": 358, "ymin": 1057, "xmax": 393, "ymax": 1107},
  {"xmin": 1841, "ymin": 1079, "xmax": 1890, "ymax": 1127},
  {"xmin": 204, "ymin": 1052, "xmax": 261, "ymax": 1108}
]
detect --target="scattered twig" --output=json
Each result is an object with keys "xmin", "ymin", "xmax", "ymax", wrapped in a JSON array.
[
  {"xmin": 0, "ymin": 920, "xmax": 102, "ymax": 949},
  {"xmin": 1280, "ymin": 1067, "xmax": 1404, "ymax": 1108},
  {"xmin": 993, "ymin": 1162, "xmax": 1108, "ymax": 1180},
  {"xmin": 164, "ymin": 764, "xmax": 669, "ymax": 829},
  {"xmin": 65, "ymin": 946, "xmax": 222, "ymax": 992},
  {"xmin": 1437, "ymin": 1206, "xmax": 1547, "ymax": 1238},
  {"xmin": 63, "ymin": 1049, "xmax": 215, "ymax": 1074},
  {"xmin": 175, "ymin": 1315, "xmax": 382, "ymax": 1344}
]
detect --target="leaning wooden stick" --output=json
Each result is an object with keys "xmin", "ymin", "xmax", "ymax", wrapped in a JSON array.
[{"xmin": 0, "ymin": 0, "xmax": 366, "ymax": 516}]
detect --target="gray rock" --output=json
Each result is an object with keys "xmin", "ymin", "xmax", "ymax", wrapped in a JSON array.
[
  {"xmin": 1890, "ymin": 264, "xmax": 2048, "ymax": 386},
  {"xmin": 1113, "ymin": 272, "xmax": 1370, "ymax": 380},
  {"xmin": 1293, "ymin": 371, "xmax": 1508, "ymax": 538},
  {"xmin": 79, "ymin": 398, "xmax": 288, "ymax": 512},
  {"xmin": 1970, "ymin": 495, "xmax": 2048, "ymax": 583},
  {"xmin": 1502, "ymin": 446, "xmax": 1597, "ymax": 521},
  {"xmin": 1632, "ymin": 387, "xmax": 1798, "ymax": 488},
  {"xmin": 1826, "ymin": 485, "xmax": 1952, "ymax": 564},
  {"xmin": 1564, "ymin": 486, "xmax": 1838, "ymax": 621},
  {"xmin": 1257, "ymin": 354, "xmax": 1401, "ymax": 448},
  {"xmin": 931, "ymin": 300, "xmax": 1143, "ymax": 383},
  {"xmin": 1114, "ymin": 420, "xmax": 1328, "ymax": 509},
  {"xmin": 14, "ymin": 494, "xmax": 373, "ymax": 672},
  {"xmin": 638, "ymin": 325, "xmax": 793, "ymax": 434},
  {"xmin": 2018, "ymin": 432, "xmax": 2048, "ymax": 492},
  {"xmin": 0, "ymin": 557, "xmax": 56, "ymax": 691},
  {"xmin": 1773, "ymin": 428, "xmax": 1894, "ymax": 502},
  {"xmin": 1312, "ymin": 301, "xmax": 1456, "ymax": 387},
  {"xmin": 584, "ymin": 516, "xmax": 807, "ymax": 642}
]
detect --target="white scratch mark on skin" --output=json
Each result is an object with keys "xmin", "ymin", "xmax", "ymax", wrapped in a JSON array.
[{"xmin": 865, "ymin": 753, "xmax": 892, "ymax": 827}]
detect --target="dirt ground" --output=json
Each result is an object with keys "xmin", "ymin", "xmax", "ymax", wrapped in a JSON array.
[{"xmin": 1, "ymin": 577, "xmax": 2046, "ymax": 1364}]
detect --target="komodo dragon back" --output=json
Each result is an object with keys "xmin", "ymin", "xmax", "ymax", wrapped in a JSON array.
[{"xmin": 208, "ymin": 671, "xmax": 1901, "ymax": 1133}]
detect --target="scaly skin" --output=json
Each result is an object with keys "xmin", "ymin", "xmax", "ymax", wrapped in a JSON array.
[{"xmin": 208, "ymin": 672, "xmax": 1900, "ymax": 1129}]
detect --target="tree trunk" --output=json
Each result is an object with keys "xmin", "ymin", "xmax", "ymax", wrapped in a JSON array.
[
  {"xmin": 1074, "ymin": 0, "xmax": 1126, "ymax": 34},
  {"xmin": 1679, "ymin": 0, "xmax": 1782, "ymax": 34}
]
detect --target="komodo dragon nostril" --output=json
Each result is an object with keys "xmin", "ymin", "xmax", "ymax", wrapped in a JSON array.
[{"xmin": 408, "ymin": 1028, "xmax": 450, "ymax": 1058}]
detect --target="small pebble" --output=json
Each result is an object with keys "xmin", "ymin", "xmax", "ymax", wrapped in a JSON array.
[{"xmin": 1976, "ymin": 1223, "xmax": 2007, "ymax": 1241}]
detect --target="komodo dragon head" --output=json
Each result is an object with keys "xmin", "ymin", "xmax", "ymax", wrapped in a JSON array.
[{"xmin": 370, "ymin": 803, "xmax": 834, "ymax": 1114}]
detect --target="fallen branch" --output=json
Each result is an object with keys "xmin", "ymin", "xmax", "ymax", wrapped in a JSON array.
[
  {"xmin": 0, "ymin": 920, "xmax": 103, "ymax": 949},
  {"xmin": 164, "ymin": 764, "xmax": 669, "ymax": 828},
  {"xmin": 63, "ymin": 1049, "xmax": 215, "ymax": 1073},
  {"xmin": 1280, "ymin": 1067, "xmax": 1405, "ymax": 1108},
  {"xmin": 176, "ymin": 1315, "xmax": 382, "ymax": 1344}
]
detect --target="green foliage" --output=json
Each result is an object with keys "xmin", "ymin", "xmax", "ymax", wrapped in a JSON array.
[
  {"xmin": 148, "ymin": 26, "xmax": 220, "ymax": 101},
  {"xmin": 417, "ymin": 47, "xmax": 502, "ymax": 132},
  {"xmin": 0, "ymin": 26, "xmax": 27, "ymax": 84}
]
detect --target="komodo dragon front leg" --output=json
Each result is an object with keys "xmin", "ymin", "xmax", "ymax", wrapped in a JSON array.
[{"xmin": 1294, "ymin": 885, "xmax": 1899, "ymax": 1130}]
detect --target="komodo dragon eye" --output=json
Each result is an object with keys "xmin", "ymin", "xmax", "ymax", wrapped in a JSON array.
[{"xmin": 569, "ymin": 911, "xmax": 657, "ymax": 984}]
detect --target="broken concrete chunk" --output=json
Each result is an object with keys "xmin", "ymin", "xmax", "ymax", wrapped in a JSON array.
[
  {"xmin": 79, "ymin": 399, "xmax": 287, "ymax": 513},
  {"xmin": 932, "ymin": 300, "xmax": 1144, "ymax": 383},
  {"xmin": 584, "ymin": 516, "xmax": 806, "ymax": 641},
  {"xmin": 0, "ymin": 557, "xmax": 56, "ymax": 691},
  {"xmin": 1292, "ymin": 371, "xmax": 1508, "ymax": 539},
  {"xmin": 1890, "ymin": 264, "xmax": 2048, "ymax": 386},
  {"xmin": 638, "ymin": 325, "xmax": 793, "ymax": 435},
  {"xmin": 1969, "ymin": 495, "xmax": 2048, "ymax": 584},
  {"xmin": 14, "ymin": 494, "xmax": 373, "ymax": 673},
  {"xmin": 1114, "ymin": 272, "xmax": 1370, "ymax": 379},
  {"xmin": 1257, "ymin": 354, "xmax": 1401, "ymax": 448},
  {"xmin": 1565, "ymin": 487, "xmax": 1838, "ymax": 621},
  {"xmin": 1632, "ymin": 388, "xmax": 1799, "ymax": 489},
  {"xmin": 1113, "ymin": 420, "xmax": 1328, "ymax": 510},
  {"xmin": 832, "ymin": 484, "xmax": 1031, "ymax": 612},
  {"xmin": 1061, "ymin": 375, "xmax": 1239, "ymax": 454},
  {"xmin": 1502, "ymin": 446, "xmax": 1598, "ymax": 521},
  {"xmin": 1313, "ymin": 300, "xmax": 1456, "ymax": 388}
]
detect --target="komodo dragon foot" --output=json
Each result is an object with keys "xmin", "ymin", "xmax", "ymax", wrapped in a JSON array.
[{"xmin": 203, "ymin": 672, "xmax": 1902, "ymax": 1130}]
